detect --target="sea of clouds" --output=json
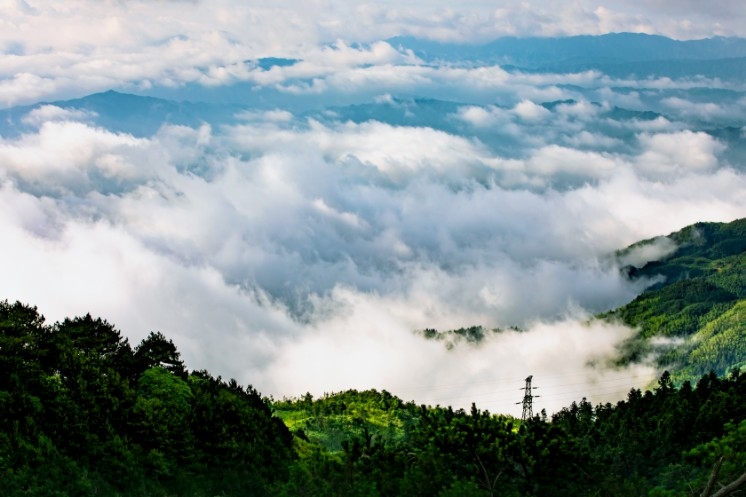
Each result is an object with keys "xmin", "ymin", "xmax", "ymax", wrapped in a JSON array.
[{"xmin": 2, "ymin": 0, "xmax": 746, "ymax": 416}]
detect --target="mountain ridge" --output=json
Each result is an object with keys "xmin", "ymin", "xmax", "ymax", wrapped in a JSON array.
[
  {"xmin": 387, "ymin": 32, "xmax": 746, "ymax": 81},
  {"xmin": 607, "ymin": 218, "xmax": 746, "ymax": 382}
]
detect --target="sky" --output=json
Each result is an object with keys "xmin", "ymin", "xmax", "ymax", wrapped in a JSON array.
[
  {"xmin": 3, "ymin": 0, "xmax": 746, "ymax": 107},
  {"xmin": 1, "ymin": 0, "xmax": 746, "ymax": 417}
]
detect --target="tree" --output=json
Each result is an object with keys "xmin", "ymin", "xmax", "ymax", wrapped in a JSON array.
[
  {"xmin": 132, "ymin": 366, "xmax": 193, "ymax": 475},
  {"xmin": 133, "ymin": 331, "xmax": 186, "ymax": 378}
]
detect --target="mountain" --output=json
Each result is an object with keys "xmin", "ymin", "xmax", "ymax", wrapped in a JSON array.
[
  {"xmin": 1, "ymin": 219, "xmax": 745, "ymax": 496},
  {"xmin": 608, "ymin": 218, "xmax": 746, "ymax": 382},
  {"xmin": 403, "ymin": 218, "xmax": 745, "ymax": 387},
  {"xmin": 534, "ymin": 55, "xmax": 746, "ymax": 80},
  {"xmin": 269, "ymin": 373, "xmax": 746, "ymax": 497},
  {"xmin": 303, "ymin": 97, "xmax": 466, "ymax": 130},
  {"xmin": 0, "ymin": 90, "xmax": 246, "ymax": 138},
  {"xmin": 388, "ymin": 33, "xmax": 746, "ymax": 80}
]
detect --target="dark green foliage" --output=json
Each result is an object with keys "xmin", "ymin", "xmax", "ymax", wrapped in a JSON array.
[
  {"xmin": 274, "ymin": 370, "xmax": 745, "ymax": 496},
  {"xmin": 615, "ymin": 279, "xmax": 737, "ymax": 338},
  {"xmin": 0, "ymin": 300, "xmax": 293, "ymax": 496},
  {"xmin": 550, "ymin": 369, "xmax": 746, "ymax": 496},
  {"xmin": 416, "ymin": 325, "xmax": 521, "ymax": 348},
  {"xmin": 2, "ymin": 213, "xmax": 745, "ymax": 497},
  {"xmin": 273, "ymin": 389, "xmax": 419, "ymax": 452},
  {"xmin": 607, "ymin": 218, "xmax": 746, "ymax": 382},
  {"xmin": 133, "ymin": 331, "xmax": 186, "ymax": 378}
]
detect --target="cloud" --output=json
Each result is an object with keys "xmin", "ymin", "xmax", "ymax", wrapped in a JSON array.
[
  {"xmin": 2, "ymin": 96, "xmax": 745, "ymax": 414},
  {"xmin": 562, "ymin": 130, "xmax": 624, "ymax": 149},
  {"xmin": 661, "ymin": 97, "xmax": 746, "ymax": 123},
  {"xmin": 20, "ymin": 104, "xmax": 96, "ymax": 126},
  {"xmin": 635, "ymin": 130, "xmax": 725, "ymax": 179},
  {"xmin": 264, "ymin": 292, "xmax": 656, "ymax": 416},
  {"xmin": 2, "ymin": 1, "xmax": 745, "ymax": 106},
  {"xmin": 2, "ymin": 2, "xmax": 746, "ymax": 414},
  {"xmin": 618, "ymin": 236, "xmax": 679, "ymax": 268},
  {"xmin": 513, "ymin": 99, "xmax": 552, "ymax": 122},
  {"xmin": 524, "ymin": 145, "xmax": 620, "ymax": 180},
  {"xmin": 455, "ymin": 105, "xmax": 512, "ymax": 129},
  {"xmin": 0, "ymin": 180, "xmax": 302, "ymax": 379},
  {"xmin": 0, "ymin": 120, "xmax": 149, "ymax": 194}
]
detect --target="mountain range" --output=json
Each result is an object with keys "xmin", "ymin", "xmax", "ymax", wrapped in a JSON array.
[{"xmin": 387, "ymin": 32, "xmax": 746, "ymax": 81}]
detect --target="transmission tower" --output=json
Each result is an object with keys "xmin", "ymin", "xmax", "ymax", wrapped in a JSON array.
[{"xmin": 516, "ymin": 375, "xmax": 540, "ymax": 421}]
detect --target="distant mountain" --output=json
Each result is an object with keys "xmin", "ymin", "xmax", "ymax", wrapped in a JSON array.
[
  {"xmin": 0, "ymin": 91, "xmax": 665, "ymax": 145},
  {"xmin": 534, "ymin": 55, "xmax": 746, "ymax": 80},
  {"xmin": 607, "ymin": 218, "xmax": 746, "ymax": 382},
  {"xmin": 2, "ymin": 90, "xmax": 744, "ymax": 176},
  {"xmin": 388, "ymin": 33, "xmax": 746, "ymax": 80},
  {"xmin": 0, "ymin": 90, "xmax": 246, "ymax": 138},
  {"xmin": 250, "ymin": 57, "xmax": 301, "ymax": 70},
  {"xmin": 304, "ymin": 97, "xmax": 465, "ymax": 129}
]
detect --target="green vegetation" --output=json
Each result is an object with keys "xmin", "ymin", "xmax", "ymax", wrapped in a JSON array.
[
  {"xmin": 420, "ymin": 325, "xmax": 491, "ymax": 344},
  {"xmin": 1, "ymin": 299, "xmax": 744, "ymax": 496},
  {"xmin": 269, "ymin": 369, "xmax": 746, "ymax": 497},
  {"xmin": 273, "ymin": 390, "xmax": 419, "ymax": 452},
  {"xmin": 607, "ymin": 218, "xmax": 746, "ymax": 384},
  {"xmin": 415, "ymin": 325, "xmax": 523, "ymax": 349},
  {"xmin": 1, "ymin": 218, "xmax": 744, "ymax": 495},
  {"xmin": 0, "ymin": 301, "xmax": 293, "ymax": 496}
]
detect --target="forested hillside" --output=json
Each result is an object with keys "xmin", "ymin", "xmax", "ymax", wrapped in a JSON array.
[
  {"xmin": 415, "ymin": 218, "xmax": 746, "ymax": 385},
  {"xmin": 0, "ymin": 301, "xmax": 293, "ymax": 496},
  {"xmin": 2, "ymin": 300, "xmax": 745, "ymax": 496},
  {"xmin": 273, "ymin": 376, "xmax": 745, "ymax": 497},
  {"xmin": 1, "ymin": 219, "xmax": 745, "ymax": 496},
  {"xmin": 608, "ymin": 218, "xmax": 746, "ymax": 383}
]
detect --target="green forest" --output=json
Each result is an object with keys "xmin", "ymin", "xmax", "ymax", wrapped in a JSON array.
[
  {"xmin": 607, "ymin": 218, "xmax": 746, "ymax": 384},
  {"xmin": 1, "ymin": 219, "xmax": 744, "ymax": 496}
]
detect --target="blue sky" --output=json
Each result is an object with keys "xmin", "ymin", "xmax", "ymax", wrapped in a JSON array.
[{"xmin": 1, "ymin": 0, "xmax": 745, "ymax": 416}]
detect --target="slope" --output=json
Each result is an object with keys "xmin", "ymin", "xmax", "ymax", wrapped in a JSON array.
[{"xmin": 607, "ymin": 218, "xmax": 746, "ymax": 383}]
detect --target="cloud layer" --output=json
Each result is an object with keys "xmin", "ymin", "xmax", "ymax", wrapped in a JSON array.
[
  {"xmin": 2, "ymin": 90, "xmax": 745, "ymax": 415},
  {"xmin": 2, "ymin": 1, "xmax": 746, "ymax": 416},
  {"xmin": 3, "ymin": 1, "xmax": 746, "ymax": 106}
]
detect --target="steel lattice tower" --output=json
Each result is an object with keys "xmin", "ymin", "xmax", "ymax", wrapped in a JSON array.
[{"xmin": 517, "ymin": 375, "xmax": 539, "ymax": 421}]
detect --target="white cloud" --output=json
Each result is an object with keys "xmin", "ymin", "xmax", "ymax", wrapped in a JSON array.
[
  {"xmin": 1, "ymin": 1, "xmax": 743, "ymax": 106},
  {"xmin": 21, "ymin": 104, "xmax": 95, "ymax": 126},
  {"xmin": 2, "ymin": 2, "xmax": 745, "ymax": 414},
  {"xmin": 1, "ymin": 104, "xmax": 744, "ymax": 413},
  {"xmin": 455, "ymin": 105, "xmax": 510, "ymax": 129},
  {"xmin": 264, "ymin": 291, "xmax": 656, "ymax": 416},
  {"xmin": 562, "ymin": 130, "xmax": 623, "ymax": 149},
  {"xmin": 0, "ymin": 121, "xmax": 149, "ymax": 193},
  {"xmin": 513, "ymin": 99, "xmax": 552, "ymax": 122},
  {"xmin": 618, "ymin": 236, "xmax": 679, "ymax": 268},
  {"xmin": 662, "ymin": 97, "xmax": 746, "ymax": 122},
  {"xmin": 525, "ymin": 145, "xmax": 620, "ymax": 179},
  {"xmin": 635, "ymin": 130, "xmax": 725, "ymax": 179}
]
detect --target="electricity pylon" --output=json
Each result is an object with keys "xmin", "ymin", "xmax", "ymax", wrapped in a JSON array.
[{"xmin": 517, "ymin": 375, "xmax": 539, "ymax": 421}]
